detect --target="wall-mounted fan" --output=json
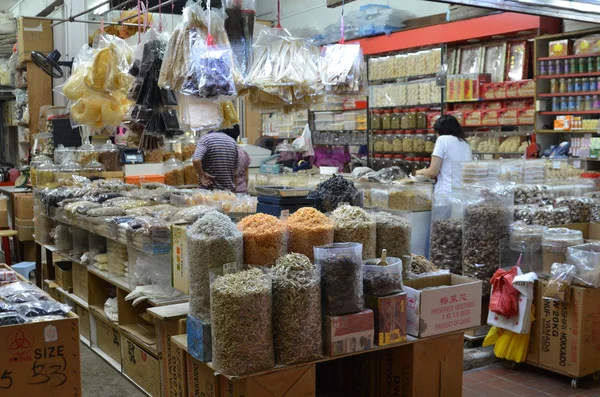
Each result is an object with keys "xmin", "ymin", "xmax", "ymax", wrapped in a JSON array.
[{"xmin": 31, "ymin": 50, "xmax": 73, "ymax": 78}]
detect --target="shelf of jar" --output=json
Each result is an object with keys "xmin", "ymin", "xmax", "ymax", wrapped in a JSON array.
[
  {"xmin": 538, "ymin": 72, "xmax": 600, "ymax": 79},
  {"xmin": 461, "ymin": 124, "xmax": 534, "ymax": 128},
  {"xmin": 539, "ymin": 110, "xmax": 600, "ymax": 115},
  {"xmin": 446, "ymin": 96, "xmax": 534, "ymax": 103},
  {"xmin": 538, "ymin": 92, "xmax": 600, "ymax": 97},
  {"xmin": 369, "ymin": 104, "xmax": 443, "ymax": 110},
  {"xmin": 368, "ymin": 73, "xmax": 438, "ymax": 85},
  {"xmin": 538, "ymin": 53, "xmax": 600, "ymax": 61},
  {"xmin": 313, "ymin": 130, "xmax": 368, "ymax": 133},
  {"xmin": 536, "ymin": 129, "xmax": 600, "ymax": 133}
]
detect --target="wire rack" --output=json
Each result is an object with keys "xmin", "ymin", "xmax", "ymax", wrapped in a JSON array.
[{"xmin": 0, "ymin": 34, "xmax": 16, "ymax": 58}]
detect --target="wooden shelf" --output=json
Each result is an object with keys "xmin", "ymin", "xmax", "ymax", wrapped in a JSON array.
[
  {"xmin": 538, "ymin": 53, "xmax": 599, "ymax": 61},
  {"xmin": 536, "ymin": 129, "xmax": 599, "ymax": 133},
  {"xmin": 539, "ymin": 110, "xmax": 600, "ymax": 115},
  {"xmin": 538, "ymin": 92, "xmax": 600, "ymax": 97},
  {"xmin": 447, "ymin": 96, "xmax": 533, "ymax": 103},
  {"xmin": 538, "ymin": 72, "xmax": 600, "ymax": 79}
]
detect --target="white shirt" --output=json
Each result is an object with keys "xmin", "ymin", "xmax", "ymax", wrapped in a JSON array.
[{"xmin": 432, "ymin": 135, "xmax": 472, "ymax": 195}]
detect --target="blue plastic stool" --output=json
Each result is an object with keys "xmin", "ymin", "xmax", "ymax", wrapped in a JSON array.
[{"xmin": 11, "ymin": 262, "xmax": 36, "ymax": 280}]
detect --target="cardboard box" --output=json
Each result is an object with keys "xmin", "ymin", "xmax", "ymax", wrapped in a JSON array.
[
  {"xmin": 72, "ymin": 262, "xmax": 88, "ymax": 302},
  {"xmin": 342, "ymin": 352, "xmax": 379, "ymax": 397},
  {"xmin": 43, "ymin": 280, "xmax": 62, "ymax": 302},
  {"xmin": 94, "ymin": 313, "xmax": 122, "ymax": 365},
  {"xmin": 171, "ymin": 224, "xmax": 189, "ymax": 294},
  {"xmin": 14, "ymin": 193, "xmax": 33, "ymax": 219},
  {"xmin": 17, "ymin": 17, "xmax": 53, "ymax": 58},
  {"xmin": 71, "ymin": 303, "xmax": 91, "ymax": 341},
  {"xmin": 365, "ymin": 293, "xmax": 407, "ymax": 346},
  {"xmin": 0, "ymin": 197, "xmax": 8, "ymax": 228},
  {"xmin": 186, "ymin": 353, "xmax": 220, "ymax": 397},
  {"xmin": 536, "ymin": 280, "xmax": 600, "ymax": 377},
  {"xmin": 187, "ymin": 314, "xmax": 212, "ymax": 362},
  {"xmin": 54, "ymin": 261, "xmax": 73, "ymax": 291},
  {"xmin": 0, "ymin": 313, "xmax": 82, "ymax": 396},
  {"xmin": 549, "ymin": 39, "xmax": 571, "ymax": 57},
  {"xmin": 122, "ymin": 336, "xmax": 161, "ymax": 397},
  {"xmin": 378, "ymin": 332, "xmax": 464, "ymax": 397},
  {"xmin": 22, "ymin": 241, "xmax": 36, "ymax": 261},
  {"xmin": 323, "ymin": 309, "xmax": 374, "ymax": 357},
  {"xmin": 527, "ymin": 282, "xmax": 542, "ymax": 364},
  {"xmin": 15, "ymin": 217, "xmax": 34, "ymax": 241},
  {"xmin": 404, "ymin": 274, "xmax": 482, "ymax": 338},
  {"xmin": 219, "ymin": 365, "xmax": 316, "ymax": 397}
]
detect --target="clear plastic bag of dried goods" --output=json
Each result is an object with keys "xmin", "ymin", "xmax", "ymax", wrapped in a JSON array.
[
  {"xmin": 224, "ymin": 0, "xmax": 256, "ymax": 77},
  {"xmin": 285, "ymin": 207, "xmax": 334, "ymax": 262},
  {"xmin": 566, "ymin": 243, "xmax": 600, "ymax": 288},
  {"xmin": 14, "ymin": 300, "xmax": 71, "ymax": 318},
  {"xmin": 542, "ymin": 227, "xmax": 583, "ymax": 276},
  {"xmin": 513, "ymin": 184, "xmax": 554, "ymax": 206},
  {"xmin": 553, "ymin": 196, "xmax": 593, "ymax": 223},
  {"xmin": 210, "ymin": 266, "xmax": 274, "ymax": 376},
  {"xmin": 362, "ymin": 256, "xmax": 403, "ymax": 296},
  {"xmin": 543, "ymin": 263, "xmax": 575, "ymax": 302},
  {"xmin": 308, "ymin": 174, "xmax": 363, "ymax": 213},
  {"xmin": 330, "ymin": 205, "xmax": 376, "ymax": 260},
  {"xmin": 237, "ymin": 213, "xmax": 287, "ymax": 267},
  {"xmin": 508, "ymin": 222, "xmax": 546, "ymax": 273},
  {"xmin": 373, "ymin": 211, "xmax": 411, "ymax": 263},
  {"xmin": 0, "ymin": 311, "xmax": 28, "ymax": 326},
  {"xmin": 272, "ymin": 253, "xmax": 322, "ymax": 365},
  {"xmin": 315, "ymin": 242, "xmax": 364, "ymax": 315},
  {"xmin": 0, "ymin": 281, "xmax": 49, "ymax": 303},
  {"xmin": 319, "ymin": 43, "xmax": 367, "ymax": 96},
  {"xmin": 513, "ymin": 204, "xmax": 536, "ymax": 225},
  {"xmin": 429, "ymin": 192, "xmax": 467, "ymax": 275}
]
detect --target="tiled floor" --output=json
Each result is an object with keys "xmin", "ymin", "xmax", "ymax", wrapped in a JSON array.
[{"xmin": 464, "ymin": 362, "xmax": 600, "ymax": 397}]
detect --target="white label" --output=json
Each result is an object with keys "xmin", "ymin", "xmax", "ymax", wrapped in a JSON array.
[
  {"xmin": 223, "ymin": 263, "xmax": 238, "ymax": 275},
  {"xmin": 44, "ymin": 324, "xmax": 58, "ymax": 342},
  {"xmin": 553, "ymin": 160, "xmax": 561, "ymax": 169},
  {"xmin": 573, "ymin": 160, "xmax": 581, "ymax": 169}
]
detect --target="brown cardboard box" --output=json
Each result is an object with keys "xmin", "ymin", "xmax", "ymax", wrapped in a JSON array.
[
  {"xmin": 186, "ymin": 352, "xmax": 220, "ymax": 397},
  {"xmin": 171, "ymin": 224, "xmax": 189, "ymax": 294},
  {"xmin": 55, "ymin": 261, "xmax": 73, "ymax": 291},
  {"xmin": 22, "ymin": 241, "xmax": 36, "ymax": 261},
  {"xmin": 323, "ymin": 309, "xmax": 374, "ymax": 357},
  {"xmin": 342, "ymin": 352, "xmax": 379, "ymax": 397},
  {"xmin": 536, "ymin": 280, "xmax": 600, "ymax": 377},
  {"xmin": 94, "ymin": 313, "xmax": 122, "ymax": 365},
  {"xmin": 0, "ymin": 196, "xmax": 8, "ymax": 228},
  {"xmin": 17, "ymin": 17, "xmax": 53, "ymax": 58},
  {"xmin": 365, "ymin": 293, "xmax": 407, "ymax": 346},
  {"xmin": 72, "ymin": 262, "xmax": 88, "ymax": 302},
  {"xmin": 404, "ymin": 274, "xmax": 482, "ymax": 338},
  {"xmin": 14, "ymin": 193, "xmax": 33, "ymax": 219},
  {"xmin": 0, "ymin": 312, "xmax": 82, "ymax": 396},
  {"xmin": 527, "ymin": 282, "xmax": 542, "ymax": 364},
  {"xmin": 15, "ymin": 217, "xmax": 34, "ymax": 241},
  {"xmin": 219, "ymin": 365, "xmax": 316, "ymax": 397},
  {"xmin": 71, "ymin": 303, "xmax": 91, "ymax": 341},
  {"xmin": 122, "ymin": 336, "xmax": 161, "ymax": 397},
  {"xmin": 378, "ymin": 332, "xmax": 464, "ymax": 397}
]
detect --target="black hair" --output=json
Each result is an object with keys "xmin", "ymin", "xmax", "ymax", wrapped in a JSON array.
[
  {"xmin": 433, "ymin": 115, "xmax": 466, "ymax": 142},
  {"xmin": 220, "ymin": 124, "xmax": 240, "ymax": 141}
]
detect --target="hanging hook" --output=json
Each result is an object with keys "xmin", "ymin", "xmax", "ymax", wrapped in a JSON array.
[
  {"xmin": 276, "ymin": 0, "xmax": 282, "ymax": 28},
  {"xmin": 340, "ymin": 0, "xmax": 345, "ymax": 44}
]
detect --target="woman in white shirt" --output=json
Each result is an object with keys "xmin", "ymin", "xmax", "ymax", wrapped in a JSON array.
[{"xmin": 416, "ymin": 115, "xmax": 472, "ymax": 195}]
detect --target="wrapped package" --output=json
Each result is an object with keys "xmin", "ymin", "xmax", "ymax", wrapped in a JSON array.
[
  {"xmin": 566, "ymin": 243, "xmax": 600, "ymax": 288},
  {"xmin": 542, "ymin": 228, "xmax": 583, "ymax": 275},
  {"xmin": 224, "ymin": 0, "xmax": 256, "ymax": 76},
  {"xmin": 319, "ymin": 43, "xmax": 366, "ymax": 96},
  {"xmin": 543, "ymin": 263, "xmax": 575, "ymax": 301}
]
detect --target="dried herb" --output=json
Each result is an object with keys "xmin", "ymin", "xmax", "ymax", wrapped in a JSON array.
[
  {"xmin": 363, "ymin": 259, "xmax": 403, "ymax": 296},
  {"xmin": 272, "ymin": 254, "xmax": 321, "ymax": 364},
  {"xmin": 429, "ymin": 219, "xmax": 462, "ymax": 274},
  {"xmin": 211, "ymin": 268, "xmax": 274, "ymax": 376},
  {"xmin": 411, "ymin": 254, "xmax": 438, "ymax": 275},
  {"xmin": 286, "ymin": 207, "xmax": 334, "ymax": 261},
  {"xmin": 331, "ymin": 205, "xmax": 376, "ymax": 260},
  {"xmin": 308, "ymin": 175, "xmax": 362, "ymax": 213},
  {"xmin": 375, "ymin": 212, "xmax": 411, "ymax": 260}
]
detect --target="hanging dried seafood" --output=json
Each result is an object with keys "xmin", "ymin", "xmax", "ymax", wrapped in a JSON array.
[{"xmin": 319, "ymin": 43, "xmax": 366, "ymax": 96}]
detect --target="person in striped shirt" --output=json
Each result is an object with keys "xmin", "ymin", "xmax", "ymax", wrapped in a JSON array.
[{"xmin": 192, "ymin": 129, "xmax": 239, "ymax": 192}]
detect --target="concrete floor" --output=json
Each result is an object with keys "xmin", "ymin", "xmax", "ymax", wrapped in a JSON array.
[{"xmin": 80, "ymin": 342, "xmax": 145, "ymax": 397}]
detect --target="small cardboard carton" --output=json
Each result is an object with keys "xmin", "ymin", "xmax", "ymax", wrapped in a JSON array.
[
  {"xmin": 186, "ymin": 352, "xmax": 220, "ymax": 397},
  {"xmin": 72, "ymin": 262, "xmax": 88, "ymax": 301},
  {"xmin": 365, "ymin": 292, "xmax": 407, "ymax": 346},
  {"xmin": 220, "ymin": 365, "xmax": 316, "ymax": 397},
  {"xmin": 187, "ymin": 314, "xmax": 212, "ymax": 362},
  {"xmin": 15, "ymin": 217, "xmax": 34, "ymax": 241},
  {"xmin": 17, "ymin": 17, "xmax": 53, "ymax": 58},
  {"xmin": 13, "ymin": 193, "xmax": 33, "ymax": 219},
  {"xmin": 323, "ymin": 309, "xmax": 374, "ymax": 357},
  {"xmin": 404, "ymin": 274, "xmax": 482, "ymax": 338},
  {"xmin": 54, "ymin": 261, "xmax": 73, "ymax": 291},
  {"xmin": 171, "ymin": 224, "xmax": 189, "ymax": 294},
  {"xmin": 122, "ymin": 336, "xmax": 161, "ymax": 397}
]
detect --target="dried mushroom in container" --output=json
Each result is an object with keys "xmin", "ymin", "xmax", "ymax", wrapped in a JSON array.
[
  {"xmin": 272, "ymin": 254, "xmax": 322, "ymax": 365},
  {"xmin": 315, "ymin": 242, "xmax": 364, "ymax": 316},
  {"xmin": 237, "ymin": 213, "xmax": 287, "ymax": 267},
  {"xmin": 307, "ymin": 175, "xmax": 363, "ymax": 213},
  {"xmin": 429, "ymin": 193, "xmax": 467, "ymax": 275},
  {"xmin": 554, "ymin": 196, "xmax": 593, "ymax": 223},
  {"xmin": 363, "ymin": 256, "xmax": 403, "ymax": 296},
  {"xmin": 285, "ymin": 207, "xmax": 334, "ymax": 261},
  {"xmin": 513, "ymin": 184, "xmax": 553, "ymax": 205},
  {"xmin": 188, "ymin": 212, "xmax": 243, "ymax": 322},
  {"xmin": 211, "ymin": 267, "xmax": 274, "ymax": 376},
  {"xmin": 331, "ymin": 205, "xmax": 376, "ymax": 260},
  {"xmin": 374, "ymin": 211, "xmax": 411, "ymax": 261}
]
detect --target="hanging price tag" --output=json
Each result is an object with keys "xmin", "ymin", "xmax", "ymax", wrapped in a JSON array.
[
  {"xmin": 553, "ymin": 160, "xmax": 561, "ymax": 169},
  {"xmin": 573, "ymin": 160, "xmax": 581, "ymax": 169},
  {"xmin": 223, "ymin": 262, "xmax": 238, "ymax": 275}
]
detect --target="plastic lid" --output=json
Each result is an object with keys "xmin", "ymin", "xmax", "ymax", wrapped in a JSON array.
[
  {"xmin": 424, "ymin": 157, "xmax": 431, "ymax": 161},
  {"xmin": 38, "ymin": 161, "xmax": 58, "ymax": 171},
  {"xmin": 395, "ymin": 154, "xmax": 404, "ymax": 159},
  {"xmin": 374, "ymin": 110, "xmax": 384, "ymax": 114},
  {"xmin": 415, "ymin": 157, "xmax": 423, "ymax": 161},
  {"xmin": 78, "ymin": 142, "xmax": 95, "ymax": 151},
  {"xmin": 384, "ymin": 109, "xmax": 393, "ymax": 114},
  {"xmin": 384, "ymin": 154, "xmax": 394, "ymax": 158},
  {"xmin": 415, "ymin": 130, "xmax": 426, "ymax": 133},
  {"xmin": 393, "ymin": 109, "xmax": 401, "ymax": 113},
  {"xmin": 164, "ymin": 156, "xmax": 182, "ymax": 166},
  {"xmin": 100, "ymin": 140, "xmax": 118, "ymax": 151},
  {"xmin": 84, "ymin": 160, "xmax": 105, "ymax": 171},
  {"xmin": 582, "ymin": 171, "xmax": 598, "ymax": 178},
  {"xmin": 60, "ymin": 160, "xmax": 82, "ymax": 171},
  {"xmin": 405, "ymin": 157, "xmax": 413, "ymax": 161},
  {"xmin": 374, "ymin": 154, "xmax": 383, "ymax": 158},
  {"xmin": 543, "ymin": 227, "xmax": 584, "ymax": 243}
]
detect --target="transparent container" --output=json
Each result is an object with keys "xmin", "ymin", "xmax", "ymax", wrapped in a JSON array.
[
  {"xmin": 542, "ymin": 227, "xmax": 584, "ymax": 275},
  {"xmin": 425, "ymin": 131, "xmax": 436, "ymax": 153},
  {"xmin": 403, "ymin": 131, "xmax": 415, "ymax": 152},
  {"xmin": 381, "ymin": 110, "xmax": 392, "ymax": 130},
  {"xmin": 373, "ymin": 131, "xmax": 384, "ymax": 152},
  {"xmin": 183, "ymin": 158, "xmax": 196, "ymax": 185},
  {"xmin": 56, "ymin": 160, "xmax": 81, "ymax": 182},
  {"xmin": 393, "ymin": 132, "xmax": 404, "ymax": 153},
  {"xmin": 81, "ymin": 159, "xmax": 105, "ymax": 179},
  {"xmin": 414, "ymin": 157, "xmax": 425, "ymax": 171},
  {"xmin": 402, "ymin": 157, "xmax": 413, "ymax": 176},
  {"xmin": 422, "ymin": 157, "xmax": 431, "ymax": 169},
  {"xmin": 163, "ymin": 157, "xmax": 184, "ymax": 186},
  {"xmin": 370, "ymin": 110, "xmax": 382, "ymax": 130},
  {"xmin": 413, "ymin": 130, "xmax": 426, "ymax": 153},
  {"xmin": 372, "ymin": 154, "xmax": 383, "ymax": 171},
  {"xmin": 404, "ymin": 109, "xmax": 417, "ymax": 129},
  {"xmin": 394, "ymin": 154, "xmax": 405, "ymax": 169},
  {"xmin": 416, "ymin": 108, "xmax": 427, "ymax": 129},
  {"xmin": 181, "ymin": 134, "xmax": 197, "ymax": 161},
  {"xmin": 383, "ymin": 132, "xmax": 394, "ymax": 153},
  {"xmin": 164, "ymin": 137, "xmax": 183, "ymax": 161},
  {"xmin": 98, "ymin": 140, "xmax": 121, "ymax": 172},
  {"xmin": 382, "ymin": 154, "xmax": 394, "ymax": 168},
  {"xmin": 30, "ymin": 155, "xmax": 52, "ymax": 186},
  {"xmin": 390, "ymin": 110, "xmax": 401, "ymax": 129},
  {"xmin": 53, "ymin": 145, "xmax": 74, "ymax": 166},
  {"xmin": 76, "ymin": 142, "xmax": 98, "ymax": 166},
  {"xmin": 508, "ymin": 222, "xmax": 545, "ymax": 273},
  {"xmin": 36, "ymin": 161, "xmax": 58, "ymax": 187}
]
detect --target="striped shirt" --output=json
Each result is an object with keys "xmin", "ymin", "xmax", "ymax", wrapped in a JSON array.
[
  {"xmin": 193, "ymin": 132, "xmax": 239, "ymax": 192},
  {"xmin": 235, "ymin": 147, "xmax": 252, "ymax": 193}
]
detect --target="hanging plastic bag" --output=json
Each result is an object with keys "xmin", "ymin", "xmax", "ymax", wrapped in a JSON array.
[
  {"xmin": 489, "ymin": 266, "xmax": 520, "ymax": 318},
  {"xmin": 543, "ymin": 263, "xmax": 575, "ymax": 302},
  {"xmin": 319, "ymin": 43, "xmax": 367, "ymax": 96},
  {"xmin": 292, "ymin": 125, "xmax": 314, "ymax": 156}
]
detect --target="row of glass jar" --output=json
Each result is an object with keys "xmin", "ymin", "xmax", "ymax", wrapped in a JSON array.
[
  {"xmin": 370, "ymin": 108, "xmax": 429, "ymax": 130},
  {"xmin": 371, "ymin": 154, "xmax": 431, "ymax": 174},
  {"xmin": 312, "ymin": 131, "xmax": 368, "ymax": 146},
  {"xmin": 539, "ymin": 56, "xmax": 600, "ymax": 76},
  {"xmin": 372, "ymin": 130, "xmax": 436, "ymax": 154},
  {"xmin": 550, "ymin": 95, "xmax": 600, "ymax": 112},
  {"xmin": 31, "ymin": 158, "xmax": 107, "ymax": 187},
  {"xmin": 550, "ymin": 77, "xmax": 600, "ymax": 94}
]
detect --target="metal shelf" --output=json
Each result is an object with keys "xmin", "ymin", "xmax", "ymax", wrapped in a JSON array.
[
  {"xmin": 539, "ymin": 111, "xmax": 600, "ymax": 115},
  {"xmin": 538, "ymin": 92, "xmax": 600, "ymax": 97},
  {"xmin": 538, "ymin": 72, "xmax": 600, "ymax": 79},
  {"xmin": 536, "ymin": 129, "xmax": 599, "ymax": 133}
]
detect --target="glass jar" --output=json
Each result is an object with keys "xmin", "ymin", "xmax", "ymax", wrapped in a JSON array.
[
  {"xmin": 589, "ymin": 57, "xmax": 596, "ymax": 74},
  {"xmin": 575, "ymin": 78, "xmax": 582, "ymax": 92},
  {"xmin": 371, "ymin": 110, "xmax": 382, "ymax": 130},
  {"xmin": 76, "ymin": 142, "xmax": 98, "ymax": 166},
  {"xmin": 393, "ymin": 131, "xmax": 404, "ymax": 153},
  {"xmin": 53, "ymin": 145, "xmax": 75, "ymax": 166},
  {"xmin": 568, "ymin": 96, "xmax": 576, "ymax": 111},
  {"xmin": 579, "ymin": 57, "xmax": 588, "ymax": 73},
  {"xmin": 182, "ymin": 134, "xmax": 197, "ymax": 161},
  {"xmin": 183, "ymin": 158, "xmax": 196, "ymax": 185},
  {"xmin": 81, "ymin": 160, "xmax": 105, "ymax": 179},
  {"xmin": 98, "ymin": 140, "xmax": 121, "ymax": 171},
  {"xmin": 403, "ymin": 131, "xmax": 415, "ymax": 152},
  {"xmin": 591, "ymin": 77, "xmax": 598, "ymax": 92},
  {"xmin": 163, "ymin": 157, "xmax": 184, "ymax": 186},
  {"xmin": 583, "ymin": 77, "xmax": 590, "ymax": 92},
  {"xmin": 414, "ymin": 157, "xmax": 425, "ymax": 171},
  {"xmin": 400, "ymin": 111, "xmax": 409, "ymax": 129},
  {"xmin": 164, "ymin": 137, "xmax": 183, "ymax": 161},
  {"xmin": 381, "ymin": 110, "xmax": 392, "ymax": 130},
  {"xmin": 405, "ymin": 109, "xmax": 417, "ymax": 129},
  {"xmin": 382, "ymin": 154, "xmax": 394, "ymax": 169},
  {"xmin": 576, "ymin": 96, "xmax": 584, "ymax": 111},
  {"xmin": 393, "ymin": 154, "xmax": 404, "ymax": 169},
  {"xmin": 372, "ymin": 154, "xmax": 383, "ymax": 171},
  {"xmin": 548, "ymin": 60, "xmax": 556, "ymax": 75},
  {"xmin": 414, "ymin": 130, "xmax": 426, "ymax": 153},
  {"xmin": 416, "ymin": 108, "xmax": 428, "ymax": 129},
  {"xmin": 390, "ymin": 109, "xmax": 401, "ymax": 129},
  {"xmin": 555, "ymin": 59, "xmax": 563, "ymax": 75},
  {"xmin": 36, "ymin": 161, "xmax": 58, "ymax": 187},
  {"xmin": 539, "ymin": 60, "xmax": 548, "ymax": 76},
  {"xmin": 559, "ymin": 78, "xmax": 567, "ymax": 93},
  {"xmin": 570, "ymin": 58, "xmax": 578, "ymax": 74},
  {"xmin": 373, "ymin": 131, "xmax": 384, "ymax": 152},
  {"xmin": 422, "ymin": 157, "xmax": 431, "ymax": 169},
  {"xmin": 383, "ymin": 132, "xmax": 394, "ymax": 152},
  {"xmin": 56, "ymin": 160, "xmax": 82, "ymax": 181},
  {"xmin": 584, "ymin": 95, "xmax": 592, "ymax": 111},
  {"xmin": 567, "ymin": 78, "xmax": 574, "ymax": 93},
  {"xmin": 30, "ymin": 154, "xmax": 52, "ymax": 186},
  {"xmin": 594, "ymin": 95, "xmax": 600, "ymax": 109},
  {"xmin": 552, "ymin": 97, "xmax": 560, "ymax": 112},
  {"xmin": 564, "ymin": 58, "xmax": 570, "ymax": 74},
  {"xmin": 550, "ymin": 79, "xmax": 559, "ymax": 93},
  {"xmin": 425, "ymin": 131, "xmax": 436, "ymax": 153},
  {"xmin": 560, "ymin": 97, "xmax": 568, "ymax": 111}
]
